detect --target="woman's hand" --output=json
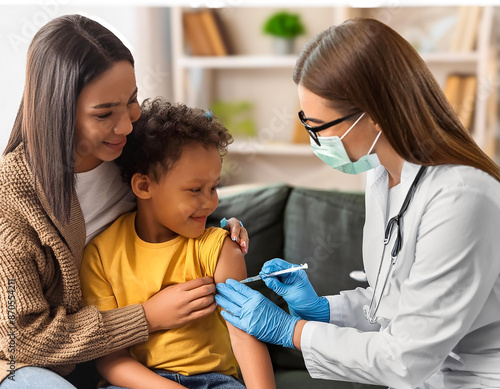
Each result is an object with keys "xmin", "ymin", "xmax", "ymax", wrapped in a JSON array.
[
  {"xmin": 142, "ymin": 277, "xmax": 216, "ymax": 333},
  {"xmin": 261, "ymin": 258, "xmax": 330, "ymax": 322},
  {"xmin": 220, "ymin": 217, "xmax": 248, "ymax": 254},
  {"xmin": 215, "ymin": 279, "xmax": 299, "ymax": 348}
]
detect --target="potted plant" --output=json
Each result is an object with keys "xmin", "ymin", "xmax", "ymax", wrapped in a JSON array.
[{"xmin": 262, "ymin": 11, "xmax": 305, "ymax": 55}]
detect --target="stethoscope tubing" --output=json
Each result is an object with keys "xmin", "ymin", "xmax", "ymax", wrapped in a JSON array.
[{"xmin": 364, "ymin": 166, "xmax": 428, "ymax": 324}]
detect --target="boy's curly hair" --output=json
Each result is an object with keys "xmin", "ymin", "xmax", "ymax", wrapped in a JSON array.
[{"xmin": 116, "ymin": 97, "xmax": 233, "ymax": 184}]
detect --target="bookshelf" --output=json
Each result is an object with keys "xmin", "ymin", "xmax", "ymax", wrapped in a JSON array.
[{"xmin": 170, "ymin": 6, "xmax": 498, "ymax": 190}]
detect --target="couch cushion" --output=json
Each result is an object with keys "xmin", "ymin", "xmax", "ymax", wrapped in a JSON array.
[
  {"xmin": 271, "ymin": 188, "xmax": 369, "ymax": 377},
  {"xmin": 283, "ymin": 188, "xmax": 367, "ymax": 296},
  {"xmin": 275, "ymin": 369, "xmax": 384, "ymax": 389}
]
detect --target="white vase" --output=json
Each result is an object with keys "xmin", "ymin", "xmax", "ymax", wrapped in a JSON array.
[{"xmin": 272, "ymin": 37, "xmax": 295, "ymax": 55}]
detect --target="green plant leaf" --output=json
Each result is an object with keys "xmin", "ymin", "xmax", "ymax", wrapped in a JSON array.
[
  {"xmin": 211, "ymin": 100, "xmax": 257, "ymax": 138},
  {"xmin": 263, "ymin": 11, "xmax": 305, "ymax": 38}
]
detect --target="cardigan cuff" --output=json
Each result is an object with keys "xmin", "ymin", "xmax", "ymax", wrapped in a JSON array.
[{"xmin": 101, "ymin": 304, "xmax": 149, "ymax": 349}]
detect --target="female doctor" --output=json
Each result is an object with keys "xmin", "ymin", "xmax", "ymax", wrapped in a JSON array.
[{"xmin": 216, "ymin": 18, "xmax": 500, "ymax": 389}]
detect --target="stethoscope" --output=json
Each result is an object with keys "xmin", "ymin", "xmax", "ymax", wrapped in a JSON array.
[{"xmin": 363, "ymin": 165, "xmax": 427, "ymax": 324}]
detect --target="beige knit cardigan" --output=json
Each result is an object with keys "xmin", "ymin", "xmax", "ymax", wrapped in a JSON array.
[{"xmin": 0, "ymin": 145, "xmax": 149, "ymax": 383}]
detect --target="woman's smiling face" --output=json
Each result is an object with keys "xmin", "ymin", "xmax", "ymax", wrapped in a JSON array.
[{"xmin": 74, "ymin": 61, "xmax": 140, "ymax": 173}]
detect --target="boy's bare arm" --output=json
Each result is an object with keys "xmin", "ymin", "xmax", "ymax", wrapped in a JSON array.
[
  {"xmin": 97, "ymin": 349, "xmax": 187, "ymax": 389},
  {"xmin": 214, "ymin": 237, "xmax": 277, "ymax": 389}
]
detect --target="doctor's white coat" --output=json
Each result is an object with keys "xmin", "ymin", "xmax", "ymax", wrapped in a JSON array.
[{"xmin": 300, "ymin": 162, "xmax": 500, "ymax": 389}]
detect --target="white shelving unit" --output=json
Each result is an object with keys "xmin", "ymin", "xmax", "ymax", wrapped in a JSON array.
[
  {"xmin": 171, "ymin": 6, "xmax": 498, "ymax": 190},
  {"xmin": 178, "ymin": 55, "xmax": 298, "ymax": 69}
]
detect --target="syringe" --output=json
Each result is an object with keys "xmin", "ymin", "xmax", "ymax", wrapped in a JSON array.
[{"xmin": 240, "ymin": 263, "xmax": 308, "ymax": 284}]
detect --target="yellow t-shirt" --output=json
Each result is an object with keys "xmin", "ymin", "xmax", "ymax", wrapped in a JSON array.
[{"xmin": 80, "ymin": 212, "xmax": 238, "ymax": 377}]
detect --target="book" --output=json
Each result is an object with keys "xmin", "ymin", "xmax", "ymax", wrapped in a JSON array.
[
  {"xmin": 211, "ymin": 9, "xmax": 234, "ymax": 55},
  {"xmin": 443, "ymin": 74, "xmax": 477, "ymax": 130},
  {"xmin": 450, "ymin": 6, "xmax": 481, "ymax": 52},
  {"xmin": 199, "ymin": 9, "xmax": 228, "ymax": 56},
  {"xmin": 457, "ymin": 75, "xmax": 477, "ymax": 130},
  {"xmin": 443, "ymin": 74, "xmax": 463, "ymax": 110},
  {"xmin": 183, "ymin": 11, "xmax": 213, "ymax": 56}
]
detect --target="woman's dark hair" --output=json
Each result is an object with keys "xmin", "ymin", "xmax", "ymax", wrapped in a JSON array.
[
  {"xmin": 116, "ymin": 97, "xmax": 233, "ymax": 185},
  {"xmin": 3, "ymin": 14, "xmax": 135, "ymax": 223},
  {"xmin": 293, "ymin": 18, "xmax": 500, "ymax": 182}
]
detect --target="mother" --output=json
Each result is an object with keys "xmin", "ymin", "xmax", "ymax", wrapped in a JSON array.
[{"xmin": 0, "ymin": 14, "xmax": 246, "ymax": 388}]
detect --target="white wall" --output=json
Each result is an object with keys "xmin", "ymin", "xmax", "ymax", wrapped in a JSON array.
[{"xmin": 0, "ymin": 4, "xmax": 172, "ymax": 153}]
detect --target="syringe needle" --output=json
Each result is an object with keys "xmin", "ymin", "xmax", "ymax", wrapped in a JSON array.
[{"xmin": 240, "ymin": 263, "xmax": 308, "ymax": 284}]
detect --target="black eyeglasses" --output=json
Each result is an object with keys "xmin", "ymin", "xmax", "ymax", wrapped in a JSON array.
[{"xmin": 298, "ymin": 110, "xmax": 361, "ymax": 146}]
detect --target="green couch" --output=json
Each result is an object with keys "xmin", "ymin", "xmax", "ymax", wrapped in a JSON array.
[{"xmin": 207, "ymin": 183, "xmax": 385, "ymax": 389}]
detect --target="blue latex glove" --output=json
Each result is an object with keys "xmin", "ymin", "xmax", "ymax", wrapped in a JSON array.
[
  {"xmin": 261, "ymin": 258, "xmax": 330, "ymax": 323},
  {"xmin": 215, "ymin": 279, "xmax": 300, "ymax": 349}
]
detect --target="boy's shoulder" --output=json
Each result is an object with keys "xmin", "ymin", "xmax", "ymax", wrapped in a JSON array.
[
  {"xmin": 196, "ymin": 226, "xmax": 229, "ymax": 242},
  {"xmin": 194, "ymin": 226, "xmax": 230, "ymax": 251},
  {"xmin": 194, "ymin": 227, "xmax": 231, "ymax": 276}
]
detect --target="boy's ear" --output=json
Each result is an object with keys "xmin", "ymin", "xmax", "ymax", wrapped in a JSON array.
[{"xmin": 131, "ymin": 173, "xmax": 152, "ymax": 199}]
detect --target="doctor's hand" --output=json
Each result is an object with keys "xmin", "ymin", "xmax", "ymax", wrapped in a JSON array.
[
  {"xmin": 215, "ymin": 279, "xmax": 300, "ymax": 349},
  {"xmin": 261, "ymin": 258, "xmax": 330, "ymax": 323}
]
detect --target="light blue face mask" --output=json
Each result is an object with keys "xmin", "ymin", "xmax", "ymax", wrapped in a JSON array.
[{"xmin": 310, "ymin": 113, "xmax": 382, "ymax": 175}]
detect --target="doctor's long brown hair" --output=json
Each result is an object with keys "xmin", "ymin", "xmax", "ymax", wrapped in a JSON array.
[{"xmin": 293, "ymin": 18, "xmax": 500, "ymax": 182}]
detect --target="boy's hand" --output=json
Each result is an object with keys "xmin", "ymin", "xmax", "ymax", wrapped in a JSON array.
[
  {"xmin": 142, "ymin": 277, "xmax": 216, "ymax": 333},
  {"xmin": 220, "ymin": 217, "xmax": 248, "ymax": 254}
]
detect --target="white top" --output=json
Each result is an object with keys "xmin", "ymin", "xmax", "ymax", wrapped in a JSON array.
[
  {"xmin": 75, "ymin": 161, "xmax": 136, "ymax": 244},
  {"xmin": 300, "ymin": 162, "xmax": 500, "ymax": 389}
]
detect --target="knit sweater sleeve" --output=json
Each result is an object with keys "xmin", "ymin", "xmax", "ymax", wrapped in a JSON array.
[{"xmin": 0, "ymin": 167, "xmax": 149, "ymax": 368}]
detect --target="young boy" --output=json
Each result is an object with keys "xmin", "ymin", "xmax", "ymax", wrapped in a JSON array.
[{"xmin": 79, "ymin": 98, "xmax": 275, "ymax": 389}]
